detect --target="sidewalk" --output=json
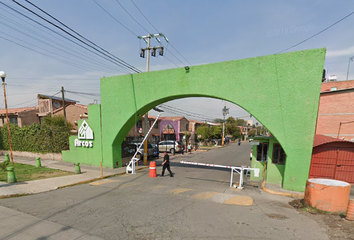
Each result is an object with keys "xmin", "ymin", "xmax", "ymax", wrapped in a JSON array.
[{"xmin": 0, "ymin": 156, "xmax": 138, "ymax": 198}]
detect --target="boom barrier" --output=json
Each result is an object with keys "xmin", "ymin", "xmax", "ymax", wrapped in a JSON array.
[{"xmin": 180, "ymin": 161, "xmax": 260, "ymax": 189}]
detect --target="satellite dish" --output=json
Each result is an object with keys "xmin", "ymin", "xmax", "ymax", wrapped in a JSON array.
[{"xmin": 53, "ymin": 102, "xmax": 61, "ymax": 108}]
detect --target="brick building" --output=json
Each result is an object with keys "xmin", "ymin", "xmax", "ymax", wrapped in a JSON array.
[
  {"xmin": 37, "ymin": 94, "xmax": 77, "ymax": 123},
  {"xmin": 125, "ymin": 115, "xmax": 161, "ymax": 144},
  {"xmin": 316, "ymin": 80, "xmax": 354, "ymax": 141},
  {"xmin": 53, "ymin": 104, "xmax": 88, "ymax": 130},
  {"xmin": 0, "ymin": 107, "xmax": 38, "ymax": 127}
]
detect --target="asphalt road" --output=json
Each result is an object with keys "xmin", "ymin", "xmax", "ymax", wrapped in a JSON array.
[{"xmin": 0, "ymin": 142, "xmax": 329, "ymax": 240}]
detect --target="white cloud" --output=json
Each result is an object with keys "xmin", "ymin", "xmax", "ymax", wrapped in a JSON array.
[{"xmin": 327, "ymin": 45, "xmax": 354, "ymax": 58}]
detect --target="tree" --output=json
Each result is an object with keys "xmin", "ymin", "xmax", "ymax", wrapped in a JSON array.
[
  {"xmin": 226, "ymin": 116, "xmax": 236, "ymax": 124},
  {"xmin": 235, "ymin": 118, "xmax": 246, "ymax": 126},
  {"xmin": 43, "ymin": 115, "xmax": 73, "ymax": 130},
  {"xmin": 196, "ymin": 124, "xmax": 223, "ymax": 145},
  {"xmin": 248, "ymin": 129, "xmax": 256, "ymax": 137},
  {"xmin": 196, "ymin": 124, "xmax": 212, "ymax": 141},
  {"xmin": 213, "ymin": 118, "xmax": 224, "ymax": 124},
  {"xmin": 210, "ymin": 126, "xmax": 222, "ymax": 139},
  {"xmin": 184, "ymin": 131, "xmax": 191, "ymax": 146}
]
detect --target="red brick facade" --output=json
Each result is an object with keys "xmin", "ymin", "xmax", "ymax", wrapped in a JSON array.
[{"xmin": 316, "ymin": 80, "xmax": 354, "ymax": 140}]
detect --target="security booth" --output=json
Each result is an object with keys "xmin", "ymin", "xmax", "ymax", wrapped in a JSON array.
[{"xmin": 250, "ymin": 136, "xmax": 286, "ymax": 185}]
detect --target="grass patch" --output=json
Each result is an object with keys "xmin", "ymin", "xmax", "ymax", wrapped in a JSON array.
[
  {"xmin": 0, "ymin": 163, "xmax": 74, "ymax": 182},
  {"xmin": 289, "ymin": 199, "xmax": 345, "ymax": 215}
]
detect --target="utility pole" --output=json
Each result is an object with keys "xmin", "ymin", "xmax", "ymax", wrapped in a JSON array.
[
  {"xmin": 221, "ymin": 102, "xmax": 229, "ymax": 146},
  {"xmin": 61, "ymin": 86, "xmax": 67, "ymax": 128},
  {"xmin": 139, "ymin": 33, "xmax": 167, "ymax": 165}
]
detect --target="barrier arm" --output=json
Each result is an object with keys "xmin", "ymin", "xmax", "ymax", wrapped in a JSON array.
[
  {"xmin": 126, "ymin": 113, "xmax": 162, "ymax": 174},
  {"xmin": 180, "ymin": 161, "xmax": 260, "ymax": 189}
]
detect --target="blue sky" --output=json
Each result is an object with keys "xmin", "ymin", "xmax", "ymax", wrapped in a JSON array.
[{"xmin": 0, "ymin": 0, "xmax": 353, "ymax": 122}]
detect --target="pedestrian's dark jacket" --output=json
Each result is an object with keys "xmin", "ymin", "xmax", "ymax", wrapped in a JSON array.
[{"xmin": 163, "ymin": 154, "xmax": 170, "ymax": 164}]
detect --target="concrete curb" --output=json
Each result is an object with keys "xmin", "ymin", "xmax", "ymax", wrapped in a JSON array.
[
  {"xmin": 57, "ymin": 166, "xmax": 149, "ymax": 189},
  {"xmin": 262, "ymin": 187, "xmax": 304, "ymax": 199}
]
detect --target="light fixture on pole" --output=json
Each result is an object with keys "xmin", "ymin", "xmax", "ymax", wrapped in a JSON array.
[
  {"xmin": 346, "ymin": 56, "xmax": 354, "ymax": 81},
  {"xmin": 0, "ymin": 71, "xmax": 14, "ymax": 165}
]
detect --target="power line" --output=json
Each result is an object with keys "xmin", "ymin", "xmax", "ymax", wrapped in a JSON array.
[
  {"xmin": 0, "ymin": 18, "xmax": 118, "ymax": 72},
  {"xmin": 92, "ymin": 0, "xmax": 184, "ymax": 68},
  {"xmin": 23, "ymin": 0, "xmax": 141, "ymax": 73},
  {"xmin": 1, "ymin": 1, "xmax": 135, "ymax": 74},
  {"xmin": 20, "ymin": 0, "xmax": 142, "ymax": 73},
  {"xmin": 160, "ymin": 104, "xmax": 216, "ymax": 122},
  {"xmin": 130, "ymin": 0, "xmax": 159, "ymax": 33},
  {"xmin": 161, "ymin": 107, "xmax": 215, "ymax": 122},
  {"xmin": 114, "ymin": 0, "xmax": 149, "ymax": 33},
  {"xmin": 0, "ymin": 34, "xmax": 107, "ymax": 72},
  {"xmin": 128, "ymin": 0, "xmax": 191, "ymax": 66},
  {"xmin": 11, "ymin": 0, "xmax": 141, "ymax": 73},
  {"xmin": 129, "ymin": 0, "xmax": 192, "ymax": 66},
  {"xmin": 161, "ymin": 104, "xmax": 216, "ymax": 120},
  {"xmin": 65, "ymin": 90, "xmax": 100, "ymax": 97},
  {"xmin": 0, "ymin": 9, "xmax": 119, "ymax": 70},
  {"xmin": 92, "ymin": 0, "xmax": 137, "ymax": 37},
  {"xmin": 277, "ymin": 10, "xmax": 354, "ymax": 54}
]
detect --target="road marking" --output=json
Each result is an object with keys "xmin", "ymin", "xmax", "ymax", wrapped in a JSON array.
[
  {"xmin": 192, "ymin": 191, "xmax": 220, "ymax": 200},
  {"xmin": 89, "ymin": 179, "xmax": 121, "ymax": 186},
  {"xmin": 168, "ymin": 188, "xmax": 193, "ymax": 194},
  {"xmin": 223, "ymin": 196, "xmax": 253, "ymax": 206},
  {"xmin": 150, "ymin": 185, "xmax": 167, "ymax": 189}
]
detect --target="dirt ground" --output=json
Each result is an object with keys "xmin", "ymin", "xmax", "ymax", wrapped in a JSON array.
[{"xmin": 289, "ymin": 199, "xmax": 354, "ymax": 240}]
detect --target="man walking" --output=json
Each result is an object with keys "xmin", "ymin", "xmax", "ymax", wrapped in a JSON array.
[{"xmin": 161, "ymin": 152, "xmax": 173, "ymax": 177}]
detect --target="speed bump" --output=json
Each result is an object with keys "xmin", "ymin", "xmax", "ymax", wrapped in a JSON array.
[{"xmin": 223, "ymin": 196, "xmax": 253, "ymax": 206}]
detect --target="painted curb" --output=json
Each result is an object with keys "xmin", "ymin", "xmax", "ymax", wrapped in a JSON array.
[{"xmin": 57, "ymin": 166, "xmax": 149, "ymax": 189}]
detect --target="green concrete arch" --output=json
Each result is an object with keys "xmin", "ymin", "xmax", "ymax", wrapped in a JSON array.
[{"xmin": 63, "ymin": 48, "xmax": 326, "ymax": 191}]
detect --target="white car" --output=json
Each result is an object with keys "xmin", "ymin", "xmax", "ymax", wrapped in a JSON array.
[
  {"xmin": 129, "ymin": 143, "xmax": 155, "ymax": 160},
  {"xmin": 158, "ymin": 140, "xmax": 184, "ymax": 154}
]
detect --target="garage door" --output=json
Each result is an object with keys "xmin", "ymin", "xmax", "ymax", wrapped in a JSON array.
[{"xmin": 310, "ymin": 146, "xmax": 354, "ymax": 184}]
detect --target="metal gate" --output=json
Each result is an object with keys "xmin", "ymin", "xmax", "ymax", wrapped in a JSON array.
[{"xmin": 310, "ymin": 146, "xmax": 354, "ymax": 184}]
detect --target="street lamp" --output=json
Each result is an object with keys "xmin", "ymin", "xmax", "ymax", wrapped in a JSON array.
[
  {"xmin": 346, "ymin": 56, "xmax": 354, "ymax": 81},
  {"xmin": 0, "ymin": 71, "xmax": 14, "ymax": 165}
]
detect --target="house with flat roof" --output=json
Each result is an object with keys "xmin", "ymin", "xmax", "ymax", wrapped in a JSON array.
[{"xmin": 0, "ymin": 106, "xmax": 38, "ymax": 127}]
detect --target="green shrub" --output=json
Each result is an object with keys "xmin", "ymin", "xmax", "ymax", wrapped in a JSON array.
[{"xmin": 0, "ymin": 116, "xmax": 71, "ymax": 153}]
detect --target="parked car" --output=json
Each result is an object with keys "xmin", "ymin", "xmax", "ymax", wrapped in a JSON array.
[
  {"xmin": 150, "ymin": 143, "xmax": 159, "ymax": 158},
  {"xmin": 129, "ymin": 143, "xmax": 155, "ymax": 160},
  {"xmin": 158, "ymin": 140, "xmax": 184, "ymax": 154}
]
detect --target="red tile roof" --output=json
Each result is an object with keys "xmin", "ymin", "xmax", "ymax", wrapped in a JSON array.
[
  {"xmin": 160, "ymin": 116, "xmax": 186, "ymax": 121},
  {"xmin": 0, "ymin": 106, "xmax": 38, "ymax": 115},
  {"xmin": 313, "ymin": 134, "xmax": 353, "ymax": 147}
]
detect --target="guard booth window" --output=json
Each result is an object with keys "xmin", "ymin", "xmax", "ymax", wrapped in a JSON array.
[
  {"xmin": 256, "ymin": 143, "xmax": 268, "ymax": 161},
  {"xmin": 272, "ymin": 143, "xmax": 286, "ymax": 165}
]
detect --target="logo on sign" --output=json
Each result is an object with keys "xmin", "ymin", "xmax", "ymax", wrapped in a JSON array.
[{"xmin": 75, "ymin": 120, "xmax": 94, "ymax": 148}]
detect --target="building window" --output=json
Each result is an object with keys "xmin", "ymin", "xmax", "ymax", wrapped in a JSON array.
[
  {"xmin": 186, "ymin": 124, "xmax": 189, "ymax": 131},
  {"xmin": 153, "ymin": 121, "xmax": 158, "ymax": 129},
  {"xmin": 272, "ymin": 143, "xmax": 286, "ymax": 165},
  {"xmin": 9, "ymin": 117, "xmax": 18, "ymax": 125},
  {"xmin": 256, "ymin": 143, "xmax": 268, "ymax": 161}
]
